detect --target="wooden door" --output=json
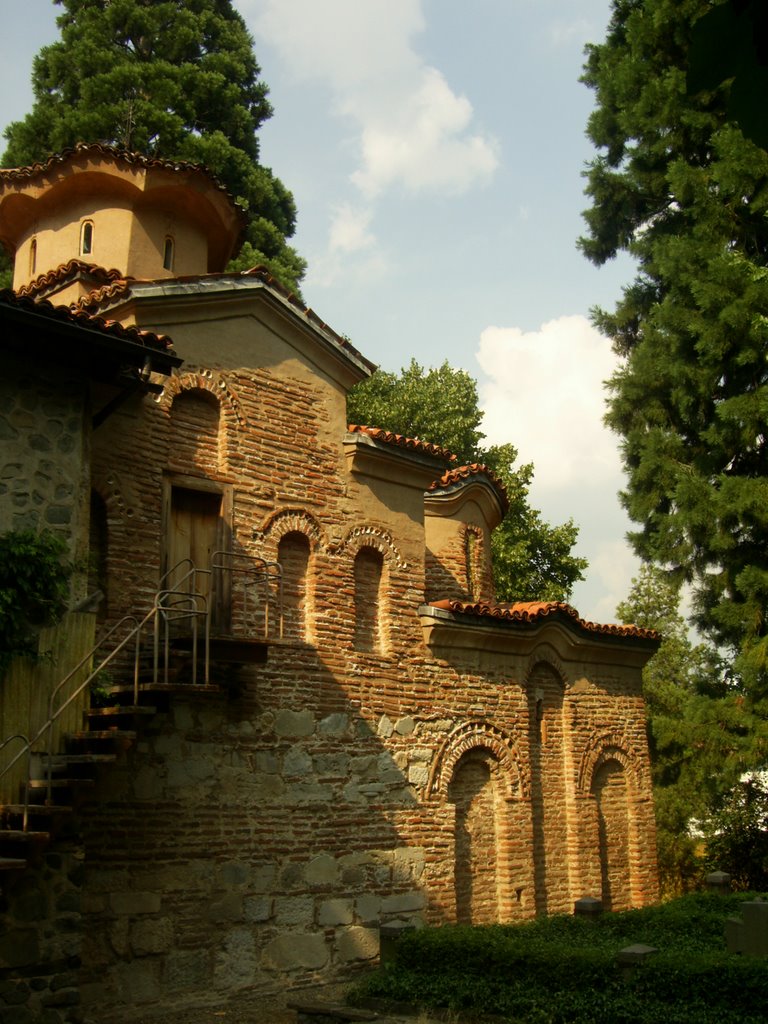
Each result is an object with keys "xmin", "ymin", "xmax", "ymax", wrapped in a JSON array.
[{"xmin": 166, "ymin": 486, "xmax": 222, "ymax": 605}]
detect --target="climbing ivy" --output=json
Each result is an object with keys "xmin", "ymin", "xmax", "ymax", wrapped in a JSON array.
[{"xmin": 0, "ymin": 529, "xmax": 74, "ymax": 677}]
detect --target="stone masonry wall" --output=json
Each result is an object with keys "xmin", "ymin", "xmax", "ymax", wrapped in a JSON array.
[{"xmin": 0, "ymin": 354, "xmax": 89, "ymax": 562}]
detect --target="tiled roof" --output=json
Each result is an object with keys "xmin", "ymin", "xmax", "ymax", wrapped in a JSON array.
[
  {"xmin": 347, "ymin": 424, "xmax": 457, "ymax": 463},
  {"xmin": 0, "ymin": 289, "xmax": 173, "ymax": 353},
  {"xmin": 429, "ymin": 463, "xmax": 509, "ymax": 511},
  {"xmin": 0, "ymin": 142, "xmax": 238, "ymax": 208},
  {"xmin": 428, "ymin": 598, "xmax": 660, "ymax": 642},
  {"xmin": 17, "ymin": 259, "xmax": 125, "ymax": 299}
]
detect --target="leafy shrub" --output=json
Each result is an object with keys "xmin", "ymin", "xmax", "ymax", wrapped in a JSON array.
[
  {"xmin": 0, "ymin": 529, "xmax": 74, "ymax": 676},
  {"xmin": 352, "ymin": 894, "xmax": 768, "ymax": 1023}
]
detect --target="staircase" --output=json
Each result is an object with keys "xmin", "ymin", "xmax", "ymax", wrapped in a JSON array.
[{"xmin": 0, "ymin": 553, "xmax": 281, "ymax": 875}]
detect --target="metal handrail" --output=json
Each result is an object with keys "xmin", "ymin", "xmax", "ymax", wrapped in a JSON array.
[
  {"xmin": 211, "ymin": 550, "xmax": 283, "ymax": 639},
  {"xmin": 1, "ymin": 554, "xmax": 280, "ymax": 830},
  {"xmin": 0, "ymin": 734, "xmax": 31, "ymax": 831}
]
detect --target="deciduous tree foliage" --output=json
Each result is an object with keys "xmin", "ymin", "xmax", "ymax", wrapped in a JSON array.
[
  {"xmin": 2, "ymin": 0, "xmax": 305, "ymax": 292},
  {"xmin": 348, "ymin": 360, "xmax": 587, "ymax": 603},
  {"xmin": 581, "ymin": 0, "xmax": 768, "ymax": 687}
]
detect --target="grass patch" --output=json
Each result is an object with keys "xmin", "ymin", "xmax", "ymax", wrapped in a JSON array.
[{"xmin": 350, "ymin": 893, "xmax": 768, "ymax": 1023}]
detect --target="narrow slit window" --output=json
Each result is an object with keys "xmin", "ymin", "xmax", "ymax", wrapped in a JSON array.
[
  {"xmin": 29, "ymin": 238, "xmax": 37, "ymax": 276},
  {"xmin": 163, "ymin": 235, "xmax": 175, "ymax": 271},
  {"xmin": 80, "ymin": 220, "xmax": 94, "ymax": 256}
]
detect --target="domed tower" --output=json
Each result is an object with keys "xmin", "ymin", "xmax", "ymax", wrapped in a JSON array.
[{"xmin": 0, "ymin": 143, "xmax": 245, "ymax": 300}]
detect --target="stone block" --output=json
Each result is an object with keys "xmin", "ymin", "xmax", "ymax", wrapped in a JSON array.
[
  {"xmin": 0, "ymin": 930, "xmax": 39, "ymax": 969},
  {"xmin": 377, "ymin": 716, "xmax": 393, "ymax": 738},
  {"xmin": 318, "ymin": 899, "xmax": 354, "ymax": 926},
  {"xmin": 381, "ymin": 892, "xmax": 424, "ymax": 915},
  {"xmin": 394, "ymin": 717, "xmax": 415, "ymax": 736},
  {"xmin": 283, "ymin": 745, "xmax": 314, "ymax": 777},
  {"xmin": 275, "ymin": 709, "xmax": 315, "ymax": 737},
  {"xmin": 115, "ymin": 959, "xmax": 161, "ymax": 1003},
  {"xmin": 319, "ymin": 713, "xmax": 349, "ymax": 736},
  {"xmin": 215, "ymin": 928, "xmax": 257, "ymax": 990},
  {"xmin": 244, "ymin": 896, "xmax": 272, "ymax": 922},
  {"xmin": 109, "ymin": 892, "xmax": 161, "ymax": 916},
  {"xmin": 263, "ymin": 933, "xmax": 329, "ymax": 971},
  {"xmin": 163, "ymin": 949, "xmax": 211, "ymax": 990},
  {"xmin": 130, "ymin": 917, "xmax": 174, "ymax": 956},
  {"xmin": 206, "ymin": 893, "xmax": 243, "ymax": 922},
  {"xmin": 306, "ymin": 854, "xmax": 339, "ymax": 887},
  {"xmin": 337, "ymin": 926, "xmax": 379, "ymax": 962},
  {"xmin": 355, "ymin": 894, "xmax": 381, "ymax": 924},
  {"xmin": 274, "ymin": 896, "xmax": 314, "ymax": 927}
]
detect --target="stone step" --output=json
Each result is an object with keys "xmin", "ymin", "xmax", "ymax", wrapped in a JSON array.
[
  {"xmin": 2, "ymin": 804, "xmax": 73, "ymax": 819},
  {"xmin": 27, "ymin": 777, "xmax": 95, "ymax": 791},
  {"xmin": 87, "ymin": 704, "xmax": 156, "ymax": 719},
  {"xmin": 43, "ymin": 753, "xmax": 117, "ymax": 768},
  {"xmin": 0, "ymin": 830, "xmax": 51, "ymax": 844},
  {"xmin": 0, "ymin": 857, "xmax": 27, "ymax": 871},
  {"xmin": 66, "ymin": 729, "xmax": 137, "ymax": 744}
]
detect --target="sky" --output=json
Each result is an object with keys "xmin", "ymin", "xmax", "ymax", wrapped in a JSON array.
[{"xmin": 0, "ymin": 0, "xmax": 646, "ymax": 626}]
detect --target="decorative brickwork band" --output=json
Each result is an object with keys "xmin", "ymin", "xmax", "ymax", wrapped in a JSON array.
[
  {"xmin": 576, "ymin": 731, "xmax": 648, "ymax": 796},
  {"xmin": 328, "ymin": 524, "xmax": 408, "ymax": 571},
  {"xmin": 426, "ymin": 720, "xmax": 529, "ymax": 801},
  {"xmin": 253, "ymin": 508, "xmax": 325, "ymax": 556}
]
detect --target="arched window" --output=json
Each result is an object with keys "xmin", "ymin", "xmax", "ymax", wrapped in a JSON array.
[
  {"xmin": 448, "ymin": 749, "xmax": 501, "ymax": 924},
  {"xmin": 591, "ymin": 759, "xmax": 631, "ymax": 911},
  {"xmin": 278, "ymin": 532, "xmax": 311, "ymax": 641},
  {"xmin": 353, "ymin": 547, "xmax": 384, "ymax": 653},
  {"xmin": 29, "ymin": 238, "xmax": 37, "ymax": 276},
  {"xmin": 163, "ymin": 235, "xmax": 175, "ymax": 271},
  {"xmin": 80, "ymin": 220, "xmax": 94, "ymax": 256}
]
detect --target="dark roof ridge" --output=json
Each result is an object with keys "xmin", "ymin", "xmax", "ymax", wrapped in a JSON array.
[{"xmin": 0, "ymin": 288, "xmax": 173, "ymax": 353}]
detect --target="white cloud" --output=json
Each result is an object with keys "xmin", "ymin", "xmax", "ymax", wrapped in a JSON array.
[
  {"xmin": 475, "ymin": 313, "xmax": 639, "ymax": 624},
  {"xmin": 247, "ymin": 0, "xmax": 498, "ymax": 209},
  {"xmin": 476, "ymin": 314, "xmax": 620, "ymax": 491},
  {"xmin": 327, "ymin": 203, "xmax": 376, "ymax": 255}
]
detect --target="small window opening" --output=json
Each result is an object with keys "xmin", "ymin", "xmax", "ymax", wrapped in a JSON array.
[
  {"xmin": 29, "ymin": 238, "xmax": 37, "ymax": 276},
  {"xmin": 163, "ymin": 235, "xmax": 175, "ymax": 271},
  {"xmin": 80, "ymin": 220, "xmax": 94, "ymax": 256}
]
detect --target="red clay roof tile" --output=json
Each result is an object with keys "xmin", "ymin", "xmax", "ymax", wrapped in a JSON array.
[
  {"xmin": 428, "ymin": 598, "xmax": 660, "ymax": 642},
  {"xmin": 429, "ymin": 463, "xmax": 509, "ymax": 511},
  {"xmin": 17, "ymin": 259, "xmax": 125, "ymax": 299},
  {"xmin": 347, "ymin": 424, "xmax": 457, "ymax": 463}
]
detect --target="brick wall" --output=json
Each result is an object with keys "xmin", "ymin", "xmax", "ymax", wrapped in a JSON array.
[{"xmin": 66, "ymin": 304, "xmax": 660, "ymax": 1018}]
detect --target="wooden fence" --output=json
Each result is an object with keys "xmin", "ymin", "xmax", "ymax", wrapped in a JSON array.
[{"xmin": 0, "ymin": 611, "xmax": 97, "ymax": 806}]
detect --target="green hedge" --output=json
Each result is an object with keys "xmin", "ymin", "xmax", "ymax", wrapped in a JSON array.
[{"xmin": 351, "ymin": 894, "xmax": 768, "ymax": 1023}]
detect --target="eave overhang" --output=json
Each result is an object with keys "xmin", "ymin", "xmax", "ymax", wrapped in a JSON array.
[{"xmin": 418, "ymin": 601, "xmax": 660, "ymax": 669}]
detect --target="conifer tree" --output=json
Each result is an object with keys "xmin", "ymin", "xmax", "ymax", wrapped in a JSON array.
[
  {"xmin": 2, "ymin": 0, "xmax": 305, "ymax": 292},
  {"xmin": 581, "ymin": 0, "xmax": 768, "ymax": 686}
]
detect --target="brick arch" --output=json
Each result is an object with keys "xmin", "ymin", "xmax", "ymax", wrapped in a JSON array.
[
  {"xmin": 576, "ymin": 731, "xmax": 648, "ymax": 796},
  {"xmin": 253, "ymin": 508, "xmax": 325, "ymax": 557},
  {"xmin": 427, "ymin": 721, "xmax": 529, "ymax": 801},
  {"xmin": 161, "ymin": 370, "xmax": 245, "ymax": 474},
  {"xmin": 161, "ymin": 370, "xmax": 246, "ymax": 427},
  {"xmin": 524, "ymin": 645, "xmax": 571, "ymax": 688},
  {"xmin": 329, "ymin": 525, "xmax": 408, "ymax": 571}
]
